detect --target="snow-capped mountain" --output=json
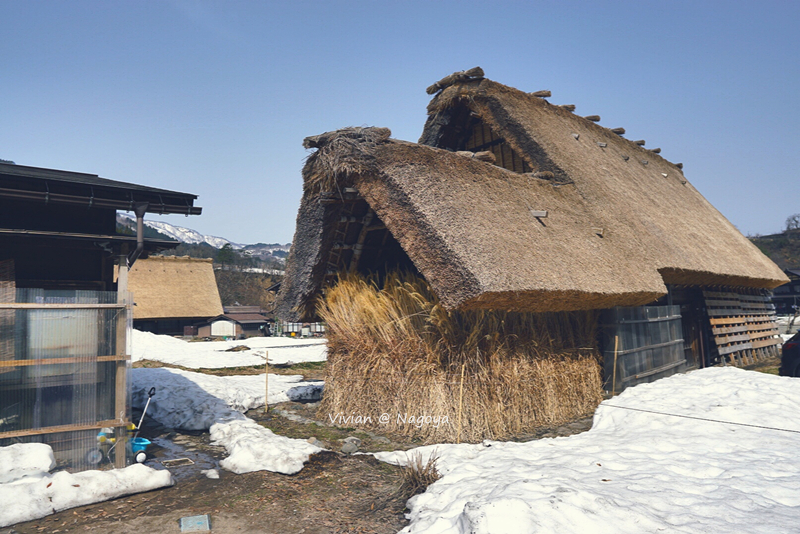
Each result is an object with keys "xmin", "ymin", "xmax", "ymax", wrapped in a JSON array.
[{"xmin": 117, "ymin": 212, "xmax": 243, "ymax": 249}]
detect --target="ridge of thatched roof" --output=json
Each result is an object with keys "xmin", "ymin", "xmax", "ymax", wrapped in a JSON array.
[
  {"xmin": 277, "ymin": 75, "xmax": 788, "ymax": 320},
  {"xmin": 128, "ymin": 256, "xmax": 223, "ymax": 320}
]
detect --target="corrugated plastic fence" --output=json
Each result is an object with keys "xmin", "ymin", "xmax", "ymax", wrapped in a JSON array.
[{"xmin": 0, "ymin": 289, "xmax": 131, "ymax": 471}]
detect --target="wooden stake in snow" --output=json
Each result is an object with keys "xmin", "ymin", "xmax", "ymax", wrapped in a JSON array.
[
  {"xmin": 265, "ymin": 350, "xmax": 269, "ymax": 413},
  {"xmin": 612, "ymin": 336, "xmax": 619, "ymax": 397},
  {"xmin": 457, "ymin": 362, "xmax": 466, "ymax": 444}
]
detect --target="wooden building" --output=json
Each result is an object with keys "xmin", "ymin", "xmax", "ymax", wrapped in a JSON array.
[
  {"xmin": 773, "ymin": 269, "xmax": 800, "ymax": 315},
  {"xmin": 127, "ymin": 256, "xmax": 223, "ymax": 335},
  {"xmin": 0, "ymin": 162, "xmax": 201, "ymax": 469},
  {"xmin": 197, "ymin": 313, "xmax": 269, "ymax": 338},
  {"xmin": 277, "ymin": 69, "xmax": 788, "ymax": 441}
]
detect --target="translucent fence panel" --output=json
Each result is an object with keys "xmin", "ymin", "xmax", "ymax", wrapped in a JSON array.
[
  {"xmin": 279, "ymin": 322, "xmax": 326, "ymax": 335},
  {"xmin": 601, "ymin": 305, "xmax": 686, "ymax": 393},
  {"xmin": 0, "ymin": 289, "xmax": 131, "ymax": 471}
]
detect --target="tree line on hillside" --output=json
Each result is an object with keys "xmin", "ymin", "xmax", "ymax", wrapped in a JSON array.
[
  {"xmin": 749, "ymin": 213, "xmax": 800, "ymax": 269},
  {"xmin": 215, "ymin": 269, "xmax": 279, "ymax": 311}
]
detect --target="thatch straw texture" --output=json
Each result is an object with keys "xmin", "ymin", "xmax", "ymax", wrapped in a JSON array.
[
  {"xmin": 128, "ymin": 256, "xmax": 223, "ymax": 319},
  {"xmin": 419, "ymin": 77, "xmax": 787, "ymax": 290},
  {"xmin": 278, "ymin": 76, "xmax": 787, "ymax": 320},
  {"xmin": 318, "ymin": 273, "xmax": 603, "ymax": 442}
]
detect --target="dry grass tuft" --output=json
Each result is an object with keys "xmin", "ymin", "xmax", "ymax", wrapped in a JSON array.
[
  {"xmin": 399, "ymin": 451, "xmax": 440, "ymax": 498},
  {"xmin": 317, "ymin": 272, "xmax": 603, "ymax": 443}
]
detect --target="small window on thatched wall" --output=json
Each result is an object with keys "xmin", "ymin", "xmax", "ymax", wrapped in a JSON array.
[{"xmin": 463, "ymin": 122, "xmax": 532, "ymax": 174}]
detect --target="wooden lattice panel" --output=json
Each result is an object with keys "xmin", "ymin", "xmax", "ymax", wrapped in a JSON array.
[{"xmin": 704, "ymin": 290, "xmax": 780, "ymax": 366}]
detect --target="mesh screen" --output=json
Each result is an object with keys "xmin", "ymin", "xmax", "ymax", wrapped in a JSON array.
[{"xmin": 0, "ymin": 288, "xmax": 131, "ymax": 471}]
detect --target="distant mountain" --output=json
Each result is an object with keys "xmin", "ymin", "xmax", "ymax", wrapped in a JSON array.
[
  {"xmin": 116, "ymin": 213, "xmax": 291, "ymax": 264},
  {"xmin": 117, "ymin": 212, "xmax": 243, "ymax": 249}
]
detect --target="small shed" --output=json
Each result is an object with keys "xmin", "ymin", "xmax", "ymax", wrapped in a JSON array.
[
  {"xmin": 127, "ymin": 256, "xmax": 223, "ymax": 335},
  {"xmin": 197, "ymin": 313, "xmax": 269, "ymax": 338}
]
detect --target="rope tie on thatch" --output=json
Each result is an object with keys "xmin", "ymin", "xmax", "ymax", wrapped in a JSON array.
[{"xmin": 426, "ymin": 67, "xmax": 485, "ymax": 95}]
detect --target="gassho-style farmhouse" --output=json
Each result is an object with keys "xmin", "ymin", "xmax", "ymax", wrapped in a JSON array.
[{"xmin": 277, "ymin": 68, "xmax": 788, "ymax": 441}]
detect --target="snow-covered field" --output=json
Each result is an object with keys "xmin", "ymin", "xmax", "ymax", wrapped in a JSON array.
[
  {"xmin": 0, "ymin": 443, "xmax": 173, "ymax": 527},
  {"xmin": 377, "ymin": 367, "xmax": 800, "ymax": 534},
  {"xmin": 132, "ymin": 329, "xmax": 327, "ymax": 368}
]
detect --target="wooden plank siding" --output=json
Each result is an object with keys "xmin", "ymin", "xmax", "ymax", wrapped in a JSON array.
[{"xmin": 703, "ymin": 290, "xmax": 781, "ymax": 366}]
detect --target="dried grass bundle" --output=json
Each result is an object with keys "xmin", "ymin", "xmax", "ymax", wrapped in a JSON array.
[{"xmin": 318, "ymin": 272, "xmax": 603, "ymax": 443}]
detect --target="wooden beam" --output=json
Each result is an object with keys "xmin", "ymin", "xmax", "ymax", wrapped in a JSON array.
[
  {"xmin": 0, "ymin": 419, "xmax": 130, "ymax": 440},
  {"xmin": 115, "ymin": 256, "xmax": 129, "ymax": 469},
  {"xmin": 349, "ymin": 211, "xmax": 375, "ymax": 273},
  {"xmin": 0, "ymin": 303, "xmax": 126, "ymax": 309},
  {"xmin": 0, "ymin": 355, "xmax": 130, "ymax": 368}
]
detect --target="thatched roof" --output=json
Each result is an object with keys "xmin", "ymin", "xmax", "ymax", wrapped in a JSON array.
[
  {"xmin": 277, "ymin": 73, "xmax": 787, "ymax": 320},
  {"xmin": 128, "ymin": 256, "xmax": 223, "ymax": 320}
]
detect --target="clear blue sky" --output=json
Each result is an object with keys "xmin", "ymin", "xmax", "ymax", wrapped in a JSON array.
[{"xmin": 2, "ymin": 1, "xmax": 798, "ymax": 244}]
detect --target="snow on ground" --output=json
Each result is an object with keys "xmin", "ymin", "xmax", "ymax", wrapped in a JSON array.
[
  {"xmin": 130, "ymin": 367, "xmax": 323, "ymax": 474},
  {"xmin": 0, "ymin": 443, "xmax": 173, "ymax": 528},
  {"xmin": 132, "ymin": 329, "xmax": 327, "ymax": 368},
  {"xmin": 130, "ymin": 367, "xmax": 323, "ymax": 430},
  {"xmin": 210, "ymin": 418, "xmax": 322, "ymax": 475},
  {"xmin": 377, "ymin": 367, "xmax": 800, "ymax": 534}
]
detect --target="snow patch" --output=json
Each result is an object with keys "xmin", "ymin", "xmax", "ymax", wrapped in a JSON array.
[
  {"xmin": 130, "ymin": 367, "xmax": 324, "ymax": 475},
  {"xmin": 132, "ymin": 329, "xmax": 327, "ymax": 368},
  {"xmin": 131, "ymin": 367, "xmax": 323, "ymax": 430},
  {"xmin": 377, "ymin": 367, "xmax": 800, "ymax": 534},
  {"xmin": 0, "ymin": 447, "xmax": 173, "ymax": 528},
  {"xmin": 211, "ymin": 418, "xmax": 322, "ymax": 475}
]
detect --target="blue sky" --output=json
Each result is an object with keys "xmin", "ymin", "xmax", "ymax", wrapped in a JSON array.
[{"xmin": 2, "ymin": 1, "xmax": 798, "ymax": 244}]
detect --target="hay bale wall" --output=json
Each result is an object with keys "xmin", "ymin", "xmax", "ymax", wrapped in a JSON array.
[{"xmin": 317, "ymin": 272, "xmax": 603, "ymax": 443}]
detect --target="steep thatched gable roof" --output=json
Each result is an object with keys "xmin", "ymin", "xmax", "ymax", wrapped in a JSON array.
[
  {"xmin": 128, "ymin": 256, "xmax": 223, "ymax": 320},
  {"xmin": 277, "ymin": 74, "xmax": 787, "ymax": 320}
]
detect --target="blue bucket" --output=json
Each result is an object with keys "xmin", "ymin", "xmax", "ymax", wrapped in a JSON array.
[{"xmin": 130, "ymin": 437, "xmax": 151, "ymax": 453}]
